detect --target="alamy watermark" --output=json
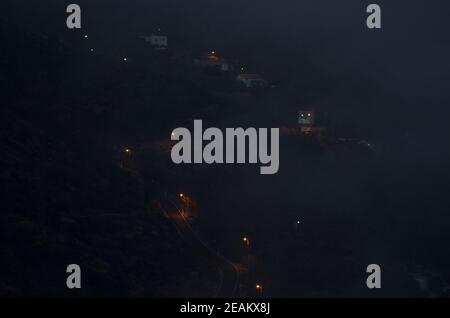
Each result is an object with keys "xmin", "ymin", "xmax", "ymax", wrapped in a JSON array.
[
  {"xmin": 366, "ymin": 264, "xmax": 381, "ymax": 289},
  {"xmin": 66, "ymin": 264, "xmax": 81, "ymax": 289},
  {"xmin": 170, "ymin": 120, "xmax": 279, "ymax": 175},
  {"xmin": 66, "ymin": 4, "xmax": 81, "ymax": 29}
]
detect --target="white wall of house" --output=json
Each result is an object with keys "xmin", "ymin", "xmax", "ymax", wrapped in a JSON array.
[
  {"xmin": 142, "ymin": 35, "xmax": 168, "ymax": 48},
  {"xmin": 237, "ymin": 76, "xmax": 268, "ymax": 88}
]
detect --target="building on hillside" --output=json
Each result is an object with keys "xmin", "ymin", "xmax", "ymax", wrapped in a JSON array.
[
  {"xmin": 298, "ymin": 110, "xmax": 315, "ymax": 126},
  {"xmin": 297, "ymin": 110, "xmax": 328, "ymax": 139},
  {"xmin": 140, "ymin": 34, "xmax": 168, "ymax": 50},
  {"xmin": 194, "ymin": 50, "xmax": 237, "ymax": 72},
  {"xmin": 236, "ymin": 74, "xmax": 268, "ymax": 88}
]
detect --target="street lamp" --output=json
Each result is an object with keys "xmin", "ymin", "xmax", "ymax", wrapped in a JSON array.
[
  {"xmin": 179, "ymin": 193, "xmax": 184, "ymax": 198},
  {"xmin": 242, "ymin": 236, "xmax": 250, "ymax": 249},
  {"xmin": 255, "ymin": 284, "xmax": 263, "ymax": 297}
]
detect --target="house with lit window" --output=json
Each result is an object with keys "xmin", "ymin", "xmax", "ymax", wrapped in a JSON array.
[
  {"xmin": 194, "ymin": 51, "xmax": 237, "ymax": 72},
  {"xmin": 297, "ymin": 110, "xmax": 327, "ymax": 138},
  {"xmin": 298, "ymin": 110, "xmax": 315, "ymax": 126}
]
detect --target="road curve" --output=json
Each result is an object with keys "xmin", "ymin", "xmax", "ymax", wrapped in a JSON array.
[{"xmin": 161, "ymin": 195, "xmax": 240, "ymax": 298}]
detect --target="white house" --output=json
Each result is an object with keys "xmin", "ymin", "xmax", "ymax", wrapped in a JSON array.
[
  {"xmin": 141, "ymin": 35, "xmax": 168, "ymax": 49},
  {"xmin": 236, "ymin": 74, "xmax": 268, "ymax": 88}
]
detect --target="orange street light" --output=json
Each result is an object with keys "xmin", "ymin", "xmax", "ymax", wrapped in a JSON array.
[
  {"xmin": 255, "ymin": 284, "xmax": 263, "ymax": 296},
  {"xmin": 179, "ymin": 193, "xmax": 184, "ymax": 198}
]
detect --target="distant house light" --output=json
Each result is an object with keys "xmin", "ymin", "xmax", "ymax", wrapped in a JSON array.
[{"xmin": 298, "ymin": 110, "xmax": 315, "ymax": 126}]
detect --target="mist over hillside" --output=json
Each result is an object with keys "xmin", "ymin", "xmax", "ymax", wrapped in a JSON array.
[{"xmin": 1, "ymin": 0, "xmax": 450, "ymax": 298}]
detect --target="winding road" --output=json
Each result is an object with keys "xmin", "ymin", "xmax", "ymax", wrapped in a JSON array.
[{"xmin": 160, "ymin": 195, "xmax": 240, "ymax": 298}]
